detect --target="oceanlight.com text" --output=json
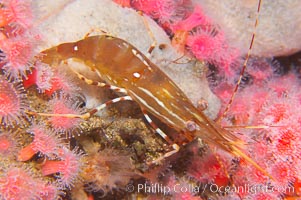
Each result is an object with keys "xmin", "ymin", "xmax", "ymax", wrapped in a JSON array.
[{"xmin": 125, "ymin": 182, "xmax": 294, "ymax": 195}]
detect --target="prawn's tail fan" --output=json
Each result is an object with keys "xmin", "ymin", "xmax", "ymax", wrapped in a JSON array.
[{"xmin": 194, "ymin": 115, "xmax": 273, "ymax": 180}]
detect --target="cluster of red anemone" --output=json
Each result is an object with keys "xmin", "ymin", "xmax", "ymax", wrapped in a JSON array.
[{"xmin": 0, "ymin": 1, "xmax": 85, "ymax": 199}]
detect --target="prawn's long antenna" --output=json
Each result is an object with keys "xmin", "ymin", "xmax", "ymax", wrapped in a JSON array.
[{"xmin": 218, "ymin": 0, "xmax": 262, "ymax": 123}]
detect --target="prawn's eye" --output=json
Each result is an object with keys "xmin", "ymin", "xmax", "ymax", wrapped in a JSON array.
[
  {"xmin": 185, "ymin": 120, "xmax": 197, "ymax": 132},
  {"xmin": 159, "ymin": 44, "xmax": 167, "ymax": 50}
]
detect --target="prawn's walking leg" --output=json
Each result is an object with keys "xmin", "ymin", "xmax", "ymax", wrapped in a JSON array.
[
  {"xmin": 138, "ymin": 11, "xmax": 157, "ymax": 55},
  {"xmin": 71, "ymin": 68, "xmax": 128, "ymax": 94},
  {"xmin": 28, "ymin": 96, "xmax": 134, "ymax": 120},
  {"xmin": 147, "ymin": 143, "xmax": 180, "ymax": 165},
  {"xmin": 84, "ymin": 28, "xmax": 109, "ymax": 38},
  {"xmin": 82, "ymin": 96, "xmax": 133, "ymax": 119},
  {"xmin": 141, "ymin": 109, "xmax": 180, "ymax": 164},
  {"xmin": 142, "ymin": 109, "xmax": 173, "ymax": 144},
  {"xmin": 149, "ymin": 143, "xmax": 180, "ymax": 164}
]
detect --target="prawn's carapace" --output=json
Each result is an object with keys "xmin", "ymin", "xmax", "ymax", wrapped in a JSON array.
[{"xmin": 36, "ymin": 34, "xmax": 271, "ymax": 178}]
